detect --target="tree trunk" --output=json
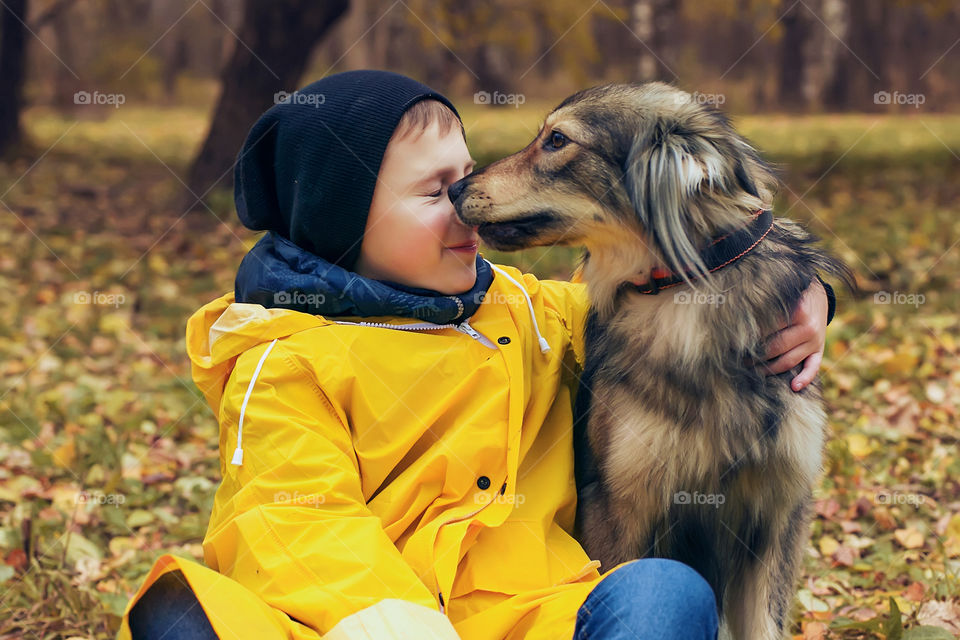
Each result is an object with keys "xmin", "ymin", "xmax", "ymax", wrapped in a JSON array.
[
  {"xmin": 824, "ymin": 0, "xmax": 888, "ymax": 111},
  {"xmin": 0, "ymin": 0, "xmax": 29, "ymax": 156},
  {"xmin": 184, "ymin": 0, "xmax": 349, "ymax": 208},
  {"xmin": 51, "ymin": 3, "xmax": 80, "ymax": 110},
  {"xmin": 777, "ymin": 0, "xmax": 810, "ymax": 110},
  {"xmin": 632, "ymin": 0, "xmax": 656, "ymax": 81},
  {"xmin": 802, "ymin": 0, "xmax": 846, "ymax": 108}
]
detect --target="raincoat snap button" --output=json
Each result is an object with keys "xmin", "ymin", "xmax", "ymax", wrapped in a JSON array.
[
  {"xmin": 477, "ymin": 476, "xmax": 491, "ymax": 490},
  {"xmin": 497, "ymin": 336, "xmax": 511, "ymax": 345}
]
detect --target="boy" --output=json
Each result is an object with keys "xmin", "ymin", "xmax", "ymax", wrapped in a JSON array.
[{"xmin": 120, "ymin": 70, "xmax": 833, "ymax": 640}]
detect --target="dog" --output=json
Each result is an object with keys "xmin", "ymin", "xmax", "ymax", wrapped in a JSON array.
[{"xmin": 449, "ymin": 82, "xmax": 854, "ymax": 640}]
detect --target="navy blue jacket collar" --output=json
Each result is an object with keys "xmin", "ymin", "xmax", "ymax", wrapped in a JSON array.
[{"xmin": 234, "ymin": 232, "xmax": 493, "ymax": 324}]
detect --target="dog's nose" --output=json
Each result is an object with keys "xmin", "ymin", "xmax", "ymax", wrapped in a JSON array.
[{"xmin": 448, "ymin": 178, "xmax": 468, "ymax": 204}]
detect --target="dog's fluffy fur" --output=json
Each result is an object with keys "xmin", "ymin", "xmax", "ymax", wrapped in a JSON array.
[{"xmin": 451, "ymin": 82, "xmax": 854, "ymax": 640}]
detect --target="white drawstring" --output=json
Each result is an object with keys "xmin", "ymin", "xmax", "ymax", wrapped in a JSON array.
[
  {"xmin": 488, "ymin": 263, "xmax": 551, "ymax": 354},
  {"xmin": 231, "ymin": 337, "xmax": 279, "ymax": 466}
]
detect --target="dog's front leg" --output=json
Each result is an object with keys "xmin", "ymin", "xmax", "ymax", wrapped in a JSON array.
[
  {"xmin": 577, "ymin": 479, "xmax": 649, "ymax": 572},
  {"xmin": 724, "ymin": 499, "xmax": 811, "ymax": 640}
]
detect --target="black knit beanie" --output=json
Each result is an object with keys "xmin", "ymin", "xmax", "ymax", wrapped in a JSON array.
[{"xmin": 234, "ymin": 70, "xmax": 461, "ymax": 270}]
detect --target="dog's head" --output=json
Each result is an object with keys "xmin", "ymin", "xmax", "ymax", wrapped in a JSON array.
[{"xmin": 450, "ymin": 82, "xmax": 776, "ymax": 284}]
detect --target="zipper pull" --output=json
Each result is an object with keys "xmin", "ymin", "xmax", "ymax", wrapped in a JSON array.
[
  {"xmin": 456, "ymin": 321, "xmax": 482, "ymax": 340},
  {"xmin": 456, "ymin": 320, "xmax": 497, "ymax": 349}
]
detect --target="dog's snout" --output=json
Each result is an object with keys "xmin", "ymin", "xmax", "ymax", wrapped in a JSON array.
[{"xmin": 448, "ymin": 177, "xmax": 468, "ymax": 204}]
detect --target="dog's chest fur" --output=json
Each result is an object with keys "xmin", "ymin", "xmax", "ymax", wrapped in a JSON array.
[{"xmin": 579, "ymin": 232, "xmax": 828, "ymax": 541}]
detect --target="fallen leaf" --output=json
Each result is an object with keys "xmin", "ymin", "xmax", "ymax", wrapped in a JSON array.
[
  {"xmin": 894, "ymin": 527, "xmax": 925, "ymax": 549},
  {"xmin": 904, "ymin": 581, "xmax": 925, "ymax": 602},
  {"xmin": 917, "ymin": 601, "xmax": 960, "ymax": 634},
  {"xmin": 804, "ymin": 621, "xmax": 828, "ymax": 640}
]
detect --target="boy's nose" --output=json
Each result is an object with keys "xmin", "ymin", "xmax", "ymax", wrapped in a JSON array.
[{"xmin": 448, "ymin": 178, "xmax": 468, "ymax": 204}]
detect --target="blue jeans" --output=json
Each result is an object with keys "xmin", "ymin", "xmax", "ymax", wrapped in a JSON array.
[{"xmin": 574, "ymin": 558, "xmax": 719, "ymax": 640}]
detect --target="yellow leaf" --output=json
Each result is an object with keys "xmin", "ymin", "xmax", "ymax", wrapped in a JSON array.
[
  {"xmin": 944, "ymin": 514, "xmax": 960, "ymax": 557},
  {"xmin": 894, "ymin": 527, "xmax": 924, "ymax": 549},
  {"xmin": 819, "ymin": 536, "xmax": 840, "ymax": 557},
  {"xmin": 52, "ymin": 441, "xmax": 76, "ymax": 469},
  {"xmin": 846, "ymin": 433, "xmax": 872, "ymax": 459},
  {"xmin": 881, "ymin": 352, "xmax": 919, "ymax": 376}
]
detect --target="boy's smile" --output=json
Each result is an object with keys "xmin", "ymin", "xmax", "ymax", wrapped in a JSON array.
[{"xmin": 354, "ymin": 118, "xmax": 479, "ymax": 295}]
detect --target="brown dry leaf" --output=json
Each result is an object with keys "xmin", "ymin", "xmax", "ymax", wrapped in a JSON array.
[
  {"xmin": 903, "ymin": 581, "xmax": 925, "ymax": 602},
  {"xmin": 917, "ymin": 600, "xmax": 960, "ymax": 634},
  {"xmin": 4, "ymin": 549, "xmax": 27, "ymax": 570},
  {"xmin": 815, "ymin": 498, "xmax": 841, "ymax": 520},
  {"xmin": 834, "ymin": 545, "xmax": 857, "ymax": 567},
  {"xmin": 873, "ymin": 506, "xmax": 899, "ymax": 531},
  {"xmin": 840, "ymin": 519, "xmax": 862, "ymax": 533},
  {"xmin": 803, "ymin": 621, "xmax": 828, "ymax": 640},
  {"xmin": 848, "ymin": 607, "xmax": 879, "ymax": 622}
]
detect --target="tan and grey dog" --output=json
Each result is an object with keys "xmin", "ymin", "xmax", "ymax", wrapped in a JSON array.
[{"xmin": 449, "ymin": 82, "xmax": 853, "ymax": 640}]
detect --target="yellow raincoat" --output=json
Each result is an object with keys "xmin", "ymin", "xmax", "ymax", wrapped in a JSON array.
[{"xmin": 118, "ymin": 262, "xmax": 633, "ymax": 639}]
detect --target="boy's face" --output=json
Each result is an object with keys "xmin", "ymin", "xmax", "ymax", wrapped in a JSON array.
[{"xmin": 354, "ymin": 120, "xmax": 479, "ymax": 295}]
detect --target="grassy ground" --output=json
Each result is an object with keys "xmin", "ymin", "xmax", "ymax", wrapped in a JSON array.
[{"xmin": 0, "ymin": 102, "xmax": 958, "ymax": 638}]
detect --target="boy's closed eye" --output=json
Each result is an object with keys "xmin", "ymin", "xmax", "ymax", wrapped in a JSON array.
[{"xmin": 415, "ymin": 162, "xmax": 476, "ymax": 201}]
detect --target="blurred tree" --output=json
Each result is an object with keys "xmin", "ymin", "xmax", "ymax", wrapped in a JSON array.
[
  {"xmin": 777, "ymin": 0, "xmax": 811, "ymax": 109},
  {"xmin": 823, "ymin": 0, "xmax": 888, "ymax": 111},
  {"xmin": 631, "ymin": 0, "xmax": 680, "ymax": 82},
  {"xmin": 801, "ymin": 0, "xmax": 847, "ymax": 109},
  {"xmin": 0, "ymin": 0, "xmax": 28, "ymax": 156},
  {"xmin": 185, "ymin": 0, "xmax": 349, "ymax": 206},
  {"xmin": 47, "ymin": 0, "xmax": 80, "ymax": 109},
  {"xmin": 403, "ymin": 0, "xmax": 605, "ymax": 96}
]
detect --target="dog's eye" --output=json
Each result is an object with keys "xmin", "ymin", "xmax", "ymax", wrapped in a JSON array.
[{"xmin": 548, "ymin": 131, "xmax": 568, "ymax": 150}]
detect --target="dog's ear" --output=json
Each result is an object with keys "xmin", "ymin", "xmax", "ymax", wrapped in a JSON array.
[
  {"xmin": 624, "ymin": 120, "xmax": 715, "ymax": 283},
  {"xmin": 623, "ymin": 115, "xmax": 774, "ymax": 285}
]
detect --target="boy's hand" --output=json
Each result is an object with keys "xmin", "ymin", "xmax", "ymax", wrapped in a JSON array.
[{"xmin": 759, "ymin": 277, "xmax": 829, "ymax": 392}]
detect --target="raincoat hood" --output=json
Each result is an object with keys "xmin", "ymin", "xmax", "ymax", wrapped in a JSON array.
[{"xmin": 185, "ymin": 291, "xmax": 328, "ymax": 413}]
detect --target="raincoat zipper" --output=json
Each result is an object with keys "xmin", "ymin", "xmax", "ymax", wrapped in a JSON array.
[{"xmin": 332, "ymin": 319, "xmax": 498, "ymax": 349}]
